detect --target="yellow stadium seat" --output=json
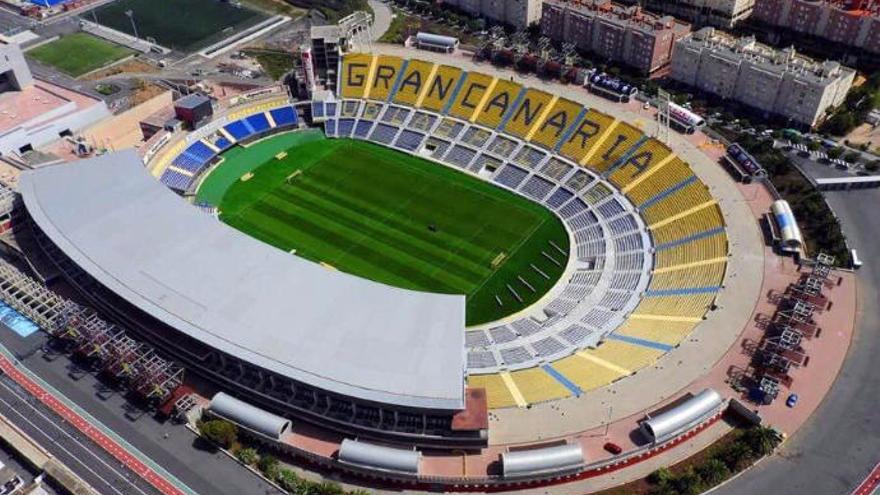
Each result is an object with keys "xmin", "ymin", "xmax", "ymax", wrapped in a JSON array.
[
  {"xmin": 392, "ymin": 59, "xmax": 435, "ymax": 106},
  {"xmin": 615, "ymin": 319, "xmax": 697, "ymax": 346},
  {"xmin": 608, "ymin": 138, "xmax": 673, "ymax": 188},
  {"xmin": 467, "ymin": 374, "xmax": 518, "ymax": 409},
  {"xmin": 558, "ymin": 109, "xmax": 615, "ymax": 164},
  {"xmin": 650, "ymin": 261, "xmax": 726, "ymax": 290},
  {"xmin": 340, "ymin": 53, "xmax": 374, "ymax": 99},
  {"xmin": 510, "ymin": 367, "xmax": 571, "ymax": 404},
  {"xmin": 553, "ymin": 354, "xmax": 628, "ymax": 392},
  {"xmin": 642, "ymin": 182, "xmax": 714, "ymax": 225},
  {"xmin": 589, "ymin": 340, "xmax": 662, "ymax": 372},
  {"xmin": 624, "ymin": 157, "xmax": 693, "ymax": 205},
  {"xmin": 632, "ymin": 293, "xmax": 718, "ymax": 319},
  {"xmin": 503, "ymin": 88, "xmax": 554, "ymax": 138},
  {"xmin": 365, "ymin": 55, "xmax": 405, "ymax": 101},
  {"xmin": 475, "ymin": 79, "xmax": 522, "ymax": 129},
  {"xmin": 418, "ymin": 65, "xmax": 464, "ymax": 113},
  {"xmin": 650, "ymin": 204, "xmax": 725, "ymax": 245},
  {"xmin": 584, "ymin": 122, "xmax": 643, "ymax": 174},
  {"xmin": 448, "ymin": 72, "xmax": 496, "ymax": 120},
  {"xmin": 655, "ymin": 233, "xmax": 729, "ymax": 268},
  {"xmin": 528, "ymin": 98, "xmax": 584, "ymax": 150}
]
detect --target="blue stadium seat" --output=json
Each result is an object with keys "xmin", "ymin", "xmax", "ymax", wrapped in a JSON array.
[
  {"xmin": 160, "ymin": 169, "xmax": 194, "ymax": 191},
  {"xmin": 224, "ymin": 120, "xmax": 251, "ymax": 141},
  {"xmin": 246, "ymin": 113, "xmax": 270, "ymax": 133},
  {"xmin": 270, "ymin": 107, "xmax": 297, "ymax": 127},
  {"xmin": 395, "ymin": 130, "xmax": 425, "ymax": 151},
  {"xmin": 214, "ymin": 136, "xmax": 232, "ymax": 150},
  {"xmin": 311, "ymin": 102, "xmax": 325, "ymax": 118}
]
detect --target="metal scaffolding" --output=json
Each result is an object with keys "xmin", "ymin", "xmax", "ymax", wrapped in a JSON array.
[{"xmin": 0, "ymin": 257, "xmax": 183, "ymax": 404}]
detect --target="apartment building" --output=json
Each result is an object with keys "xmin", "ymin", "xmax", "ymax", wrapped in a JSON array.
[
  {"xmin": 618, "ymin": 0, "xmax": 756, "ymax": 28},
  {"xmin": 752, "ymin": 0, "xmax": 880, "ymax": 54},
  {"xmin": 440, "ymin": 0, "xmax": 543, "ymax": 29},
  {"xmin": 671, "ymin": 27, "xmax": 856, "ymax": 127},
  {"xmin": 541, "ymin": 0, "xmax": 692, "ymax": 74}
]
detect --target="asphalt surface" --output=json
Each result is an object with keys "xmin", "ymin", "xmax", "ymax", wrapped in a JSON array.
[
  {"xmin": 716, "ymin": 188, "xmax": 880, "ymax": 495},
  {"xmin": 0, "ymin": 330, "xmax": 282, "ymax": 495},
  {"xmin": 0, "ymin": 370, "xmax": 159, "ymax": 495}
]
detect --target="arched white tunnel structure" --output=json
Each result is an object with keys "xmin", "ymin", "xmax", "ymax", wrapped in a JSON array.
[
  {"xmin": 209, "ymin": 392, "xmax": 292, "ymax": 440},
  {"xmin": 639, "ymin": 388, "xmax": 724, "ymax": 444},
  {"xmin": 501, "ymin": 443, "xmax": 585, "ymax": 478},
  {"xmin": 338, "ymin": 439, "xmax": 421, "ymax": 474}
]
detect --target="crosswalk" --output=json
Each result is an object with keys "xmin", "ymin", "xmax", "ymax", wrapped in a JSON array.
[{"xmin": 785, "ymin": 142, "xmax": 851, "ymax": 168}]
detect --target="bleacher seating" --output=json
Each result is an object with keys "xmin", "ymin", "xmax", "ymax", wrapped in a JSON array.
[
  {"xmin": 147, "ymin": 53, "xmax": 733, "ymax": 410},
  {"xmin": 270, "ymin": 106, "xmax": 298, "ymax": 127}
]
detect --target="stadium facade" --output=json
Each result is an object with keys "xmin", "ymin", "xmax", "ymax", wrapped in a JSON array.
[{"xmin": 16, "ymin": 52, "xmax": 731, "ymax": 454}]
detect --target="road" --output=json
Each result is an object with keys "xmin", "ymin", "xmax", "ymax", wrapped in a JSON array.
[
  {"xmin": 0, "ymin": 329, "xmax": 282, "ymax": 495},
  {"xmin": 716, "ymin": 187, "xmax": 880, "ymax": 495},
  {"xmin": 368, "ymin": 0, "xmax": 392, "ymax": 41},
  {"xmin": 0, "ymin": 372, "xmax": 160, "ymax": 495}
]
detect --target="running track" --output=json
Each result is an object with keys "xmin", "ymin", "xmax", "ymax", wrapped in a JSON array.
[
  {"xmin": 851, "ymin": 461, "xmax": 880, "ymax": 495},
  {"xmin": 0, "ymin": 355, "xmax": 188, "ymax": 495}
]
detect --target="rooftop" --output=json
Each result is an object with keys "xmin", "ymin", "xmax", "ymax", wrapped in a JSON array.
[
  {"xmin": 546, "ymin": 0, "xmax": 691, "ymax": 33},
  {"xmin": 0, "ymin": 81, "xmax": 101, "ymax": 135},
  {"xmin": 680, "ymin": 27, "xmax": 856, "ymax": 82},
  {"xmin": 20, "ymin": 151, "xmax": 467, "ymax": 411}
]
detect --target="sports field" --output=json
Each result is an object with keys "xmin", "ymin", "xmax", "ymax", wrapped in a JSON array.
[
  {"xmin": 89, "ymin": 0, "xmax": 267, "ymax": 52},
  {"xmin": 200, "ymin": 132, "xmax": 570, "ymax": 326},
  {"xmin": 27, "ymin": 33, "xmax": 133, "ymax": 77}
]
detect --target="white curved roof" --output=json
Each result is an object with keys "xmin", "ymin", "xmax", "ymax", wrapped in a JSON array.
[
  {"xmin": 210, "ymin": 392, "xmax": 291, "ymax": 439},
  {"xmin": 20, "ymin": 151, "xmax": 466, "ymax": 410},
  {"xmin": 338, "ymin": 439, "xmax": 421, "ymax": 474},
  {"xmin": 640, "ymin": 388, "xmax": 724, "ymax": 442}
]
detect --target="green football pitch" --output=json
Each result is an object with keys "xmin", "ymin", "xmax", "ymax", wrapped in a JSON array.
[
  {"xmin": 90, "ymin": 0, "xmax": 267, "ymax": 52},
  {"xmin": 198, "ymin": 131, "xmax": 570, "ymax": 326},
  {"xmin": 27, "ymin": 33, "xmax": 134, "ymax": 77}
]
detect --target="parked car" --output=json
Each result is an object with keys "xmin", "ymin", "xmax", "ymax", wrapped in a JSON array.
[
  {"xmin": 786, "ymin": 393, "xmax": 799, "ymax": 408},
  {"xmin": 603, "ymin": 442, "xmax": 623, "ymax": 455}
]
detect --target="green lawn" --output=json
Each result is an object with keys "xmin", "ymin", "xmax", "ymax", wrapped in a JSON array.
[
  {"xmin": 90, "ymin": 0, "xmax": 267, "ymax": 52},
  {"xmin": 201, "ymin": 134, "xmax": 569, "ymax": 326},
  {"xmin": 28, "ymin": 33, "xmax": 134, "ymax": 77}
]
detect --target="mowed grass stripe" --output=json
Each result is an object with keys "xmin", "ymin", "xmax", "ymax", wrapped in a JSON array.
[
  {"xmin": 245, "ymin": 200, "xmax": 472, "ymax": 292},
  {"xmin": 306, "ymin": 144, "xmax": 539, "ymax": 250},
  {"xmin": 216, "ymin": 137, "xmax": 571, "ymax": 325},
  {"xmin": 228, "ymin": 200, "xmax": 464, "ymax": 292},
  {"xmin": 289, "ymin": 169, "xmax": 507, "ymax": 267},
  {"xmin": 270, "ymin": 183, "xmax": 491, "ymax": 283}
]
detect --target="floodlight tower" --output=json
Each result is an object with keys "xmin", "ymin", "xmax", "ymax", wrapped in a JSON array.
[{"xmin": 125, "ymin": 9, "xmax": 140, "ymax": 40}]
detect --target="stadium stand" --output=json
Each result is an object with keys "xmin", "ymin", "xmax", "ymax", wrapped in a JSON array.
[
  {"xmin": 503, "ymin": 89, "xmax": 554, "ymax": 139},
  {"xmin": 147, "ymin": 54, "xmax": 730, "ymax": 410},
  {"xmin": 448, "ymin": 72, "xmax": 495, "ymax": 121},
  {"xmin": 475, "ymin": 79, "xmax": 522, "ymax": 129}
]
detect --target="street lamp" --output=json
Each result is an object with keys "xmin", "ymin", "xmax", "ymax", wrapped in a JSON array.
[{"xmin": 125, "ymin": 9, "xmax": 139, "ymax": 40}]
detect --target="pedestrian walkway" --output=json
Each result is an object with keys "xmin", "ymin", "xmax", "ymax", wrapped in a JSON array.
[{"xmin": 0, "ymin": 345, "xmax": 198, "ymax": 495}]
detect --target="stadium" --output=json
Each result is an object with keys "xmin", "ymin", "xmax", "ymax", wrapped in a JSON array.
[{"xmin": 15, "ymin": 50, "xmax": 748, "ymax": 483}]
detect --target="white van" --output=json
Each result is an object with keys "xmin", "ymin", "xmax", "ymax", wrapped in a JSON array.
[{"xmin": 851, "ymin": 249, "xmax": 862, "ymax": 270}]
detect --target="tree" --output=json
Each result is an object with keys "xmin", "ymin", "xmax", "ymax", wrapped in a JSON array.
[
  {"xmin": 827, "ymin": 147, "xmax": 845, "ymax": 159},
  {"xmin": 674, "ymin": 469, "xmax": 704, "ymax": 495},
  {"xmin": 649, "ymin": 467, "xmax": 675, "ymax": 485},
  {"xmin": 197, "ymin": 419, "xmax": 237, "ymax": 449},
  {"xmin": 742, "ymin": 426, "xmax": 780, "ymax": 457},
  {"xmin": 807, "ymin": 140, "xmax": 821, "ymax": 152},
  {"xmin": 843, "ymin": 151, "xmax": 861, "ymax": 164},
  {"xmin": 865, "ymin": 160, "xmax": 880, "ymax": 172},
  {"xmin": 236, "ymin": 447, "xmax": 259, "ymax": 466},
  {"xmin": 721, "ymin": 441, "xmax": 754, "ymax": 471},
  {"xmin": 697, "ymin": 458, "xmax": 730, "ymax": 486},
  {"xmin": 258, "ymin": 454, "xmax": 279, "ymax": 474},
  {"xmin": 276, "ymin": 469, "xmax": 300, "ymax": 492}
]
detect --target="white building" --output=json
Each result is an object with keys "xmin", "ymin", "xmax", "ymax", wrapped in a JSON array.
[
  {"xmin": 0, "ymin": 38, "xmax": 110, "ymax": 155},
  {"xmin": 671, "ymin": 27, "xmax": 855, "ymax": 128},
  {"xmin": 442, "ymin": 0, "xmax": 542, "ymax": 29},
  {"xmin": 619, "ymin": 0, "xmax": 756, "ymax": 27}
]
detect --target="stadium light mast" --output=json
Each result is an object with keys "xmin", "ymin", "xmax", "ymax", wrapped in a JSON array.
[{"xmin": 125, "ymin": 9, "xmax": 139, "ymax": 40}]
